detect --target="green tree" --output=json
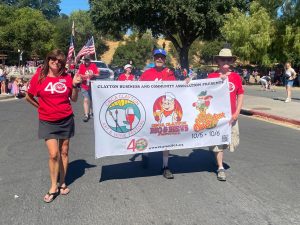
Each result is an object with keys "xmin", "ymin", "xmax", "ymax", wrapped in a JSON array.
[
  {"xmin": 0, "ymin": 0, "xmax": 61, "ymax": 19},
  {"xmin": 256, "ymin": 0, "xmax": 285, "ymax": 18},
  {"xmin": 221, "ymin": 2, "xmax": 274, "ymax": 66},
  {"xmin": 265, "ymin": 0, "xmax": 300, "ymax": 65},
  {"xmin": 69, "ymin": 10, "xmax": 108, "ymax": 59},
  {"xmin": 197, "ymin": 40, "xmax": 225, "ymax": 65},
  {"xmin": 0, "ymin": 5, "xmax": 55, "ymax": 62},
  {"xmin": 89, "ymin": 0, "xmax": 249, "ymax": 70},
  {"xmin": 51, "ymin": 15, "xmax": 71, "ymax": 54},
  {"xmin": 111, "ymin": 33, "xmax": 156, "ymax": 68}
]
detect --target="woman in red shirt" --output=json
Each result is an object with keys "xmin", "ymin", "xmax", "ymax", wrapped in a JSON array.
[
  {"xmin": 26, "ymin": 49, "xmax": 81, "ymax": 203},
  {"xmin": 118, "ymin": 64, "xmax": 135, "ymax": 81}
]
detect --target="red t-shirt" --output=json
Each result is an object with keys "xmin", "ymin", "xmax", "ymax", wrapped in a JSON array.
[
  {"xmin": 28, "ymin": 70, "xmax": 74, "ymax": 121},
  {"xmin": 118, "ymin": 73, "xmax": 135, "ymax": 81},
  {"xmin": 78, "ymin": 63, "xmax": 98, "ymax": 90},
  {"xmin": 139, "ymin": 67, "xmax": 176, "ymax": 81},
  {"xmin": 208, "ymin": 72, "xmax": 244, "ymax": 115}
]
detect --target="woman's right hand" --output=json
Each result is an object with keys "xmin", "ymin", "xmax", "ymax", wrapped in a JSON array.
[{"xmin": 73, "ymin": 74, "xmax": 82, "ymax": 86}]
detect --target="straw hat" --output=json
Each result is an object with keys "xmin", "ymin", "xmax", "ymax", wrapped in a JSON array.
[{"xmin": 214, "ymin": 48, "xmax": 237, "ymax": 61}]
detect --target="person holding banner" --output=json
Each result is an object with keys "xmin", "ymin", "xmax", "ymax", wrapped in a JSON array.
[
  {"xmin": 207, "ymin": 48, "xmax": 244, "ymax": 181},
  {"xmin": 26, "ymin": 49, "xmax": 81, "ymax": 203},
  {"xmin": 118, "ymin": 64, "xmax": 135, "ymax": 81},
  {"xmin": 139, "ymin": 48, "xmax": 176, "ymax": 179},
  {"xmin": 77, "ymin": 55, "xmax": 98, "ymax": 122}
]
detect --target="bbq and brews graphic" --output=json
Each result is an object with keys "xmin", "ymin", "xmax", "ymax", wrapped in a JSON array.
[{"xmin": 92, "ymin": 79, "xmax": 231, "ymax": 158}]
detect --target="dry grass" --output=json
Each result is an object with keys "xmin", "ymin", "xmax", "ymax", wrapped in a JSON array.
[{"xmin": 100, "ymin": 38, "xmax": 178, "ymax": 66}]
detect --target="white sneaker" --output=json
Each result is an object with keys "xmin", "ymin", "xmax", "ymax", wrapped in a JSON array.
[{"xmin": 285, "ymin": 98, "xmax": 291, "ymax": 103}]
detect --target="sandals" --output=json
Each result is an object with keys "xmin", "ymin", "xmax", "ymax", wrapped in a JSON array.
[
  {"xmin": 58, "ymin": 185, "xmax": 70, "ymax": 195},
  {"xmin": 43, "ymin": 185, "xmax": 70, "ymax": 203},
  {"xmin": 43, "ymin": 191, "xmax": 59, "ymax": 203}
]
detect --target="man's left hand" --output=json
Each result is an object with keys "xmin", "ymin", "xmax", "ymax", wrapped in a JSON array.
[{"xmin": 229, "ymin": 113, "xmax": 239, "ymax": 125}]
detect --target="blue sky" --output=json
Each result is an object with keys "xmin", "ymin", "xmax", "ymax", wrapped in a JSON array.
[{"xmin": 59, "ymin": 0, "xmax": 90, "ymax": 15}]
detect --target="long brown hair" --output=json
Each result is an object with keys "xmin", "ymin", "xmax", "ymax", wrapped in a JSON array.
[{"xmin": 39, "ymin": 49, "xmax": 66, "ymax": 83}]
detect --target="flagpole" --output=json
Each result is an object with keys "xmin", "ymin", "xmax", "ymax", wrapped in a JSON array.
[
  {"xmin": 92, "ymin": 36, "xmax": 97, "ymax": 60},
  {"xmin": 72, "ymin": 21, "xmax": 76, "ymax": 57}
]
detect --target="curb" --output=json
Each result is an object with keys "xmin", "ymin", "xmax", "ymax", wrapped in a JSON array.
[
  {"xmin": 0, "ymin": 95, "xmax": 15, "ymax": 101},
  {"xmin": 241, "ymin": 109, "xmax": 300, "ymax": 126}
]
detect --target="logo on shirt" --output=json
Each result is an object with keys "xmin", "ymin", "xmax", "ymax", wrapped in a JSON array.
[
  {"xmin": 44, "ymin": 82, "xmax": 67, "ymax": 94},
  {"xmin": 229, "ymin": 82, "xmax": 235, "ymax": 92},
  {"xmin": 99, "ymin": 93, "xmax": 146, "ymax": 139}
]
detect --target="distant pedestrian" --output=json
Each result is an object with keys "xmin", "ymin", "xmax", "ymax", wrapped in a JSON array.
[
  {"xmin": 11, "ymin": 77, "xmax": 19, "ymax": 98},
  {"xmin": 25, "ymin": 49, "xmax": 81, "ymax": 203},
  {"xmin": 252, "ymin": 70, "xmax": 258, "ymax": 83},
  {"xmin": 207, "ymin": 48, "xmax": 244, "ymax": 181},
  {"xmin": 0, "ymin": 66, "xmax": 7, "ymax": 94},
  {"xmin": 117, "ymin": 64, "xmax": 135, "ymax": 81},
  {"xmin": 242, "ymin": 69, "xmax": 250, "ymax": 84},
  {"xmin": 77, "ymin": 55, "xmax": 98, "ymax": 122},
  {"xmin": 260, "ymin": 75, "xmax": 273, "ymax": 91},
  {"xmin": 284, "ymin": 62, "xmax": 297, "ymax": 103}
]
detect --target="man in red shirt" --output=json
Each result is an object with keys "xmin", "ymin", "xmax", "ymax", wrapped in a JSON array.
[
  {"xmin": 139, "ymin": 48, "xmax": 176, "ymax": 179},
  {"xmin": 77, "ymin": 55, "xmax": 98, "ymax": 122},
  {"xmin": 208, "ymin": 48, "xmax": 244, "ymax": 181}
]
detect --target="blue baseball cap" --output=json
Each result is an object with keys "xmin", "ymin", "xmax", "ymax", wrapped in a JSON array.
[{"xmin": 153, "ymin": 49, "xmax": 167, "ymax": 57}]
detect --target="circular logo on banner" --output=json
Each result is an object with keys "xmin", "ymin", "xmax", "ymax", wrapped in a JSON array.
[
  {"xmin": 135, "ymin": 138, "xmax": 148, "ymax": 151},
  {"xmin": 99, "ymin": 93, "xmax": 146, "ymax": 139}
]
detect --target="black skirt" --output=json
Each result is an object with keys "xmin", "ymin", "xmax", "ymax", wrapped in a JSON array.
[{"xmin": 38, "ymin": 114, "xmax": 75, "ymax": 139}]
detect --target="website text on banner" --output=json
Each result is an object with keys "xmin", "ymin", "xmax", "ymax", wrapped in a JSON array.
[{"xmin": 91, "ymin": 79, "xmax": 231, "ymax": 158}]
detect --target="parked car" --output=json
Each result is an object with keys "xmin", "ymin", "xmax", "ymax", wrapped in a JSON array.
[
  {"xmin": 113, "ymin": 67, "xmax": 124, "ymax": 80},
  {"xmin": 91, "ymin": 60, "xmax": 114, "ymax": 80}
]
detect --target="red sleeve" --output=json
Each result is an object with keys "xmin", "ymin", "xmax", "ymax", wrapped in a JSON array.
[
  {"xmin": 139, "ymin": 71, "xmax": 148, "ymax": 81},
  {"xmin": 27, "ymin": 69, "xmax": 40, "ymax": 96},
  {"xmin": 235, "ymin": 75, "xmax": 244, "ymax": 95},
  {"xmin": 91, "ymin": 63, "xmax": 98, "ymax": 74},
  {"xmin": 78, "ymin": 64, "xmax": 85, "ymax": 75},
  {"xmin": 163, "ymin": 68, "xmax": 176, "ymax": 81},
  {"xmin": 208, "ymin": 72, "xmax": 218, "ymax": 79}
]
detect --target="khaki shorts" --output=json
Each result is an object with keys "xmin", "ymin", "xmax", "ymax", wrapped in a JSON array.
[{"xmin": 209, "ymin": 120, "xmax": 239, "ymax": 153}]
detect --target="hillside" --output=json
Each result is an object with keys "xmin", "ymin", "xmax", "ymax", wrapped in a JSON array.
[{"xmin": 100, "ymin": 38, "xmax": 178, "ymax": 66}]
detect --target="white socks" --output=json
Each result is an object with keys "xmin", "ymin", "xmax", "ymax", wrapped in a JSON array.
[{"xmin": 163, "ymin": 155, "xmax": 169, "ymax": 168}]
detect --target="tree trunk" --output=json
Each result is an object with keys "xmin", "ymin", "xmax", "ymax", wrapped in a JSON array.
[{"xmin": 179, "ymin": 45, "xmax": 190, "ymax": 70}]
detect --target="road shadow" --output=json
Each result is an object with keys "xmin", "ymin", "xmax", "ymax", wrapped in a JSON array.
[
  {"xmin": 66, "ymin": 159, "xmax": 96, "ymax": 185},
  {"xmin": 99, "ymin": 149, "xmax": 230, "ymax": 182}
]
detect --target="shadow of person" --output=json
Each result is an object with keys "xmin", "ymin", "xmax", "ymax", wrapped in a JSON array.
[
  {"xmin": 65, "ymin": 159, "xmax": 96, "ymax": 186},
  {"xmin": 99, "ymin": 148, "xmax": 230, "ymax": 182}
]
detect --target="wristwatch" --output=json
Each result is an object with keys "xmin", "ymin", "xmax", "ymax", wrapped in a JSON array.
[{"xmin": 72, "ymin": 84, "xmax": 80, "ymax": 89}]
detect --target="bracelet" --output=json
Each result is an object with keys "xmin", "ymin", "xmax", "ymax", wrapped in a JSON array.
[{"xmin": 72, "ymin": 84, "xmax": 79, "ymax": 89}]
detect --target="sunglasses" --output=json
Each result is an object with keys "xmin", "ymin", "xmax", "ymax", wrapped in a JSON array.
[
  {"xmin": 49, "ymin": 57, "xmax": 64, "ymax": 64},
  {"xmin": 154, "ymin": 54, "xmax": 166, "ymax": 59}
]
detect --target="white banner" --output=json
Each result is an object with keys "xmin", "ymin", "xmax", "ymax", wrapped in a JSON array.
[{"xmin": 91, "ymin": 79, "xmax": 231, "ymax": 158}]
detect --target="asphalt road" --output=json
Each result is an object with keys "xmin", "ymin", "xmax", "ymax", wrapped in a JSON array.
[
  {"xmin": 244, "ymin": 85, "xmax": 300, "ymax": 102},
  {"xmin": 0, "ymin": 98, "xmax": 299, "ymax": 225}
]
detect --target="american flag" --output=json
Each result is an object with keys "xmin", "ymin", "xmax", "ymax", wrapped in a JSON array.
[
  {"xmin": 67, "ymin": 36, "xmax": 75, "ymax": 62},
  {"xmin": 76, "ymin": 37, "xmax": 95, "ymax": 61}
]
